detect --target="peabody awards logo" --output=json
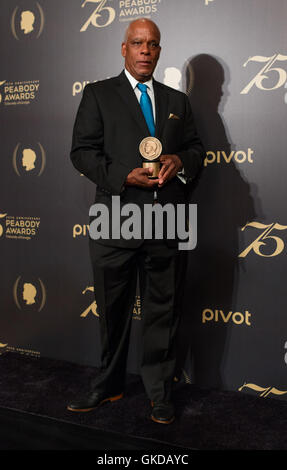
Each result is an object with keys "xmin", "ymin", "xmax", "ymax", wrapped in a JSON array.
[
  {"xmin": 163, "ymin": 67, "xmax": 182, "ymax": 91},
  {"xmin": 241, "ymin": 53, "xmax": 287, "ymax": 95},
  {"xmin": 80, "ymin": 286, "xmax": 141, "ymax": 320},
  {"xmin": 80, "ymin": 0, "xmax": 162, "ymax": 31},
  {"xmin": 238, "ymin": 382, "xmax": 287, "ymax": 399},
  {"xmin": 80, "ymin": 286, "xmax": 99, "ymax": 317},
  {"xmin": 0, "ymin": 212, "xmax": 40, "ymax": 240},
  {"xmin": 239, "ymin": 221, "xmax": 287, "ymax": 258},
  {"xmin": 13, "ymin": 142, "xmax": 46, "ymax": 176},
  {"xmin": 13, "ymin": 276, "xmax": 46, "ymax": 312},
  {"xmin": 133, "ymin": 295, "xmax": 141, "ymax": 320},
  {"xmin": 0, "ymin": 80, "xmax": 40, "ymax": 106},
  {"xmin": 0, "ymin": 341, "xmax": 40, "ymax": 358},
  {"xmin": 11, "ymin": 2, "xmax": 45, "ymax": 40},
  {"xmin": 0, "ymin": 213, "xmax": 7, "ymax": 237},
  {"xmin": 0, "ymin": 81, "xmax": 6, "ymax": 103}
]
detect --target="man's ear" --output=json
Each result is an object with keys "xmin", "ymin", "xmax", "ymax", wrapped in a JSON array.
[{"xmin": 121, "ymin": 43, "xmax": 126, "ymax": 58}]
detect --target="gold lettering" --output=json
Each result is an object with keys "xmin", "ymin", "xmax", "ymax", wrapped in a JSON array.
[
  {"xmin": 239, "ymin": 382, "xmax": 287, "ymax": 398},
  {"xmin": 81, "ymin": 286, "xmax": 99, "ymax": 317},
  {"xmin": 204, "ymin": 149, "xmax": 254, "ymax": 166},
  {"xmin": 202, "ymin": 308, "xmax": 251, "ymax": 325},
  {"xmin": 241, "ymin": 54, "xmax": 287, "ymax": 94},
  {"xmin": 80, "ymin": 0, "xmax": 116, "ymax": 31},
  {"xmin": 239, "ymin": 222, "xmax": 287, "ymax": 258}
]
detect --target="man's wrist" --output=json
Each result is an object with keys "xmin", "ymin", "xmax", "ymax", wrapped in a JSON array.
[{"xmin": 174, "ymin": 154, "xmax": 183, "ymax": 171}]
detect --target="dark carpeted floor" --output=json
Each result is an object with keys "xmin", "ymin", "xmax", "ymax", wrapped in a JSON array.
[{"xmin": 0, "ymin": 352, "xmax": 286, "ymax": 450}]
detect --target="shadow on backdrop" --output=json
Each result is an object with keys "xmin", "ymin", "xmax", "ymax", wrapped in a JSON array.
[{"xmin": 175, "ymin": 54, "xmax": 256, "ymax": 389}]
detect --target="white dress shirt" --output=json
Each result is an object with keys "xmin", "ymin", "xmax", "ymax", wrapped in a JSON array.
[{"xmin": 125, "ymin": 68, "xmax": 156, "ymax": 122}]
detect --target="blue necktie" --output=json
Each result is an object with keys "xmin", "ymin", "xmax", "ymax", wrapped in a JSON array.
[{"xmin": 137, "ymin": 83, "xmax": 155, "ymax": 136}]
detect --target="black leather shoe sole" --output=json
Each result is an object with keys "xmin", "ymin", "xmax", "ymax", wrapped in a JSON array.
[
  {"xmin": 67, "ymin": 393, "xmax": 123, "ymax": 412},
  {"xmin": 151, "ymin": 414, "xmax": 175, "ymax": 425},
  {"xmin": 150, "ymin": 401, "xmax": 175, "ymax": 424}
]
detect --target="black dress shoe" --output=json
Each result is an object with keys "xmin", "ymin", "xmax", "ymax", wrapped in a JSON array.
[
  {"xmin": 151, "ymin": 401, "xmax": 175, "ymax": 424},
  {"xmin": 67, "ymin": 391, "xmax": 123, "ymax": 412}
]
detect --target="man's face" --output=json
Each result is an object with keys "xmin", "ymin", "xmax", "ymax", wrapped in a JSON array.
[
  {"xmin": 145, "ymin": 142, "xmax": 155, "ymax": 154},
  {"xmin": 122, "ymin": 21, "xmax": 161, "ymax": 82}
]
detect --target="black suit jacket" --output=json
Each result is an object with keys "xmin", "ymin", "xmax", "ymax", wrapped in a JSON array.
[{"xmin": 70, "ymin": 70, "xmax": 204, "ymax": 247}]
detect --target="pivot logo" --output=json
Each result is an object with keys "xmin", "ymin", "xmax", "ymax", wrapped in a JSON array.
[
  {"xmin": 73, "ymin": 224, "xmax": 90, "ymax": 238},
  {"xmin": 80, "ymin": 0, "xmax": 116, "ymax": 30},
  {"xmin": 202, "ymin": 308, "xmax": 251, "ymax": 325},
  {"xmin": 72, "ymin": 80, "xmax": 97, "ymax": 96},
  {"xmin": 239, "ymin": 222, "xmax": 287, "ymax": 258},
  {"xmin": 204, "ymin": 148, "xmax": 254, "ymax": 167},
  {"xmin": 241, "ymin": 54, "xmax": 287, "ymax": 94}
]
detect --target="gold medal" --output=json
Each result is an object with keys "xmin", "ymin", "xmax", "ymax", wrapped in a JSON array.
[
  {"xmin": 139, "ymin": 137, "xmax": 162, "ymax": 178},
  {"xmin": 139, "ymin": 137, "xmax": 162, "ymax": 161}
]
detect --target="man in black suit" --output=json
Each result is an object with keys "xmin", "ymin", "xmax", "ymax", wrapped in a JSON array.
[{"xmin": 68, "ymin": 18, "xmax": 204, "ymax": 424}]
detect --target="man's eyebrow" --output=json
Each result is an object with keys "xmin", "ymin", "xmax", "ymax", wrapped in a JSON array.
[{"xmin": 130, "ymin": 37, "xmax": 159, "ymax": 43}]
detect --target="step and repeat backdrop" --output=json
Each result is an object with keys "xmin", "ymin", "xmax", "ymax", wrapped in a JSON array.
[{"xmin": 1, "ymin": 0, "xmax": 287, "ymax": 400}]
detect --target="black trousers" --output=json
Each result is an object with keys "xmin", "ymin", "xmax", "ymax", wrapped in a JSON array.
[{"xmin": 89, "ymin": 238, "xmax": 187, "ymax": 403}]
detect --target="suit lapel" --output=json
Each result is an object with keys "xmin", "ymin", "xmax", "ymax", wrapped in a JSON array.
[
  {"xmin": 114, "ymin": 71, "xmax": 150, "ymax": 136},
  {"xmin": 153, "ymin": 79, "xmax": 169, "ymax": 139},
  {"xmin": 114, "ymin": 72, "xmax": 169, "ymax": 140}
]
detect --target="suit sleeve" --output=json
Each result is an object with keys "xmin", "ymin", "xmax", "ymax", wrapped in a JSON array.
[
  {"xmin": 176, "ymin": 94, "xmax": 205, "ymax": 181},
  {"xmin": 70, "ymin": 84, "xmax": 129, "ymax": 195}
]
